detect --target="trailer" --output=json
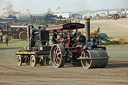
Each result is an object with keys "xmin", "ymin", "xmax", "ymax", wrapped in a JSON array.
[{"xmin": 15, "ymin": 25, "xmax": 51, "ymax": 66}]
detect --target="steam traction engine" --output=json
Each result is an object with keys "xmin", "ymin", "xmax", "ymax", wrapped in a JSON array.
[{"xmin": 46, "ymin": 18, "xmax": 109, "ymax": 69}]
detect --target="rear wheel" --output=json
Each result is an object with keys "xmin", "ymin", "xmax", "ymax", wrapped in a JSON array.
[
  {"xmin": 17, "ymin": 55, "xmax": 23, "ymax": 66},
  {"xmin": 19, "ymin": 31, "xmax": 27, "ymax": 40},
  {"xmin": 30, "ymin": 55, "xmax": 37, "ymax": 67},
  {"xmin": 50, "ymin": 44, "xmax": 66, "ymax": 68}
]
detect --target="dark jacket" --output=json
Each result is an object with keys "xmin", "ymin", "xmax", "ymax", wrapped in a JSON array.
[{"xmin": 52, "ymin": 33, "xmax": 57, "ymax": 42}]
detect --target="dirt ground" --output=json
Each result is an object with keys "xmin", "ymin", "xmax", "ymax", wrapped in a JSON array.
[
  {"xmin": 0, "ymin": 19, "xmax": 128, "ymax": 85},
  {"xmin": 0, "ymin": 57, "xmax": 128, "ymax": 85}
]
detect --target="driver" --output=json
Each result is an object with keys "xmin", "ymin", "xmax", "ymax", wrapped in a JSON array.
[{"xmin": 52, "ymin": 30, "xmax": 59, "ymax": 44}]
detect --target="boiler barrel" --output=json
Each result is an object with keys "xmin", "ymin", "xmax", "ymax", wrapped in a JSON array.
[{"xmin": 17, "ymin": 14, "xmax": 31, "ymax": 22}]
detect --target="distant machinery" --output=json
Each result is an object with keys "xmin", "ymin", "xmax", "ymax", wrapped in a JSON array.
[
  {"xmin": 6, "ymin": 1, "xmax": 13, "ymax": 11},
  {"xmin": 3, "ymin": 1, "xmax": 14, "ymax": 16},
  {"xmin": 106, "ymin": 11, "xmax": 120, "ymax": 20},
  {"xmin": 47, "ymin": 8, "xmax": 52, "ymax": 15},
  {"xmin": 1, "ymin": 1, "xmax": 70, "ymax": 25}
]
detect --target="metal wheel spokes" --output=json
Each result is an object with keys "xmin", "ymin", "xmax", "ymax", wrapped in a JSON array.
[
  {"xmin": 54, "ymin": 47, "xmax": 62, "ymax": 64},
  {"xmin": 50, "ymin": 44, "xmax": 66, "ymax": 68},
  {"xmin": 17, "ymin": 55, "xmax": 23, "ymax": 66},
  {"xmin": 86, "ymin": 52, "xmax": 91, "ymax": 66},
  {"xmin": 81, "ymin": 51, "xmax": 91, "ymax": 69},
  {"xmin": 30, "ymin": 55, "xmax": 36, "ymax": 67}
]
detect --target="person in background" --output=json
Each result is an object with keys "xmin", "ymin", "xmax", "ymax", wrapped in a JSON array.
[
  {"xmin": 97, "ymin": 26, "xmax": 100, "ymax": 33},
  {"xmin": 0, "ymin": 35, "xmax": 3, "ymax": 43},
  {"xmin": 52, "ymin": 30, "xmax": 59, "ymax": 44},
  {"xmin": 5, "ymin": 37, "xmax": 8, "ymax": 46}
]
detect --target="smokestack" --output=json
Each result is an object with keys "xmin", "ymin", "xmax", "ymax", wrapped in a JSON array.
[
  {"xmin": 85, "ymin": 18, "xmax": 90, "ymax": 43},
  {"xmin": 27, "ymin": 25, "xmax": 31, "ymax": 50}
]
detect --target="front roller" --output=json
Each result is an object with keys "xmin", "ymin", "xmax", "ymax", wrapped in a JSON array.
[
  {"xmin": 50, "ymin": 44, "xmax": 66, "ymax": 68},
  {"xmin": 80, "ymin": 50, "xmax": 109, "ymax": 69}
]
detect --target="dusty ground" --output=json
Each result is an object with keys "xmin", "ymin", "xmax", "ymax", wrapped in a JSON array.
[
  {"xmin": 0, "ymin": 19, "xmax": 128, "ymax": 85},
  {"xmin": 0, "ymin": 56, "xmax": 128, "ymax": 85}
]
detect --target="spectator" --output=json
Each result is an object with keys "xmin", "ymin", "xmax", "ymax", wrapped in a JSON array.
[
  {"xmin": 97, "ymin": 26, "xmax": 100, "ymax": 33},
  {"xmin": 0, "ymin": 35, "xmax": 3, "ymax": 43},
  {"xmin": 5, "ymin": 37, "xmax": 8, "ymax": 46}
]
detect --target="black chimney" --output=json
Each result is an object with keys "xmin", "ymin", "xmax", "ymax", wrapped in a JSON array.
[{"xmin": 85, "ymin": 18, "xmax": 90, "ymax": 43}]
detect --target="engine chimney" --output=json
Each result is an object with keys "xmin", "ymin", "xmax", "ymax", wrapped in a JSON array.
[
  {"xmin": 27, "ymin": 25, "xmax": 31, "ymax": 50},
  {"xmin": 85, "ymin": 18, "xmax": 90, "ymax": 43}
]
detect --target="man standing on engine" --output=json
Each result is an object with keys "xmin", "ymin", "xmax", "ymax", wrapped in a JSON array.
[{"xmin": 52, "ymin": 30, "xmax": 59, "ymax": 44}]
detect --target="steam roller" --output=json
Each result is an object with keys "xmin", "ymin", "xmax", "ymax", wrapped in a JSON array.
[
  {"xmin": 79, "ymin": 18, "xmax": 109, "ymax": 69},
  {"xmin": 48, "ymin": 18, "xmax": 109, "ymax": 69}
]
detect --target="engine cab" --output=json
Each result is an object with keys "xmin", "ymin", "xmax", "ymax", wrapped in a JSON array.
[{"xmin": 26, "ymin": 26, "xmax": 49, "ymax": 51}]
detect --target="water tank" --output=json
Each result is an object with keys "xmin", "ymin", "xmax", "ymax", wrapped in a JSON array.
[{"xmin": 17, "ymin": 14, "xmax": 30, "ymax": 22}]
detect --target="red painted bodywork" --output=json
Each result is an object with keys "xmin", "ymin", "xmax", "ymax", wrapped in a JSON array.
[
  {"xmin": 65, "ymin": 44, "xmax": 69, "ymax": 48},
  {"xmin": 8, "ymin": 24, "xmax": 21, "ymax": 26},
  {"xmin": 72, "ymin": 49, "xmax": 82, "ymax": 53}
]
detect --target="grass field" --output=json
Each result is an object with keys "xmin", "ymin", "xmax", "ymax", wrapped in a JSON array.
[
  {"xmin": 106, "ymin": 44, "xmax": 128, "ymax": 60},
  {"xmin": 0, "ymin": 39, "xmax": 27, "ymax": 57}
]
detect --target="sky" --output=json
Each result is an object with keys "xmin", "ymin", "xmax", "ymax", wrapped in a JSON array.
[{"xmin": 0, "ymin": 0, "xmax": 128, "ymax": 14}]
